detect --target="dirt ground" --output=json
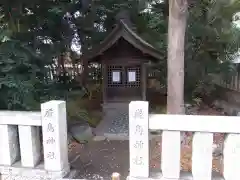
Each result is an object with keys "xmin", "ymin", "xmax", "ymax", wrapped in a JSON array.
[
  {"xmin": 69, "ymin": 140, "xmax": 129, "ymax": 180},
  {"xmin": 68, "ymin": 137, "xmax": 224, "ymax": 180},
  {"xmin": 149, "ymin": 133, "xmax": 224, "ymax": 174},
  {"xmin": 68, "ymin": 106, "xmax": 225, "ymax": 179}
]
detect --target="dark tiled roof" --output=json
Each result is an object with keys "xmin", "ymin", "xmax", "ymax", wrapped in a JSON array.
[{"xmin": 83, "ymin": 19, "xmax": 163, "ymax": 62}]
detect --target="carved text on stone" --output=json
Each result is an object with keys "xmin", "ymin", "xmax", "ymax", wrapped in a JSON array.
[
  {"xmin": 46, "ymin": 137, "xmax": 55, "ymax": 144},
  {"xmin": 132, "ymin": 156, "xmax": 144, "ymax": 166},
  {"xmin": 133, "ymin": 140, "xmax": 144, "ymax": 149},
  {"xmin": 47, "ymin": 123, "xmax": 54, "ymax": 132},
  {"xmin": 135, "ymin": 125, "xmax": 144, "ymax": 135},
  {"xmin": 44, "ymin": 108, "xmax": 54, "ymax": 118},
  {"xmin": 47, "ymin": 152, "xmax": 55, "ymax": 159},
  {"xmin": 133, "ymin": 109, "xmax": 144, "ymax": 119}
]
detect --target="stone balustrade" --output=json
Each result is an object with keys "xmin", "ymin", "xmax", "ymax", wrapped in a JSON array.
[
  {"xmin": 0, "ymin": 100, "xmax": 69, "ymax": 180},
  {"xmin": 129, "ymin": 101, "xmax": 240, "ymax": 180},
  {"xmin": 2, "ymin": 99, "xmax": 240, "ymax": 180}
]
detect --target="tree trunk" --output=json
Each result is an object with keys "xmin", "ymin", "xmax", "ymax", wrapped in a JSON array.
[{"xmin": 167, "ymin": 0, "xmax": 188, "ymax": 114}]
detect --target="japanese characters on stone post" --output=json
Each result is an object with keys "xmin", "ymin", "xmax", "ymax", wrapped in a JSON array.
[
  {"xmin": 129, "ymin": 101, "xmax": 149, "ymax": 178},
  {"xmin": 41, "ymin": 100, "xmax": 69, "ymax": 172}
]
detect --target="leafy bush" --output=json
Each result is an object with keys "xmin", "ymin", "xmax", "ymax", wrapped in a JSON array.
[
  {"xmin": 191, "ymin": 76, "xmax": 216, "ymax": 98},
  {"xmin": 0, "ymin": 40, "xmax": 47, "ymax": 110}
]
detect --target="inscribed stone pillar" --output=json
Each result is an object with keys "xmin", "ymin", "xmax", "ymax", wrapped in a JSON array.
[
  {"xmin": 129, "ymin": 101, "xmax": 149, "ymax": 177},
  {"xmin": 41, "ymin": 100, "xmax": 69, "ymax": 173}
]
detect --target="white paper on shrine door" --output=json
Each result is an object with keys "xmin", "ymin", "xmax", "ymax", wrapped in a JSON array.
[
  {"xmin": 128, "ymin": 71, "xmax": 136, "ymax": 82},
  {"xmin": 112, "ymin": 71, "xmax": 120, "ymax": 82}
]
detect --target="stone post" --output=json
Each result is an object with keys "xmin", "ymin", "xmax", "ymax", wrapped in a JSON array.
[
  {"xmin": 41, "ymin": 100, "xmax": 69, "ymax": 177},
  {"xmin": 18, "ymin": 125, "xmax": 41, "ymax": 167},
  {"xmin": 0, "ymin": 125, "xmax": 20, "ymax": 165},
  {"xmin": 129, "ymin": 101, "xmax": 149, "ymax": 178}
]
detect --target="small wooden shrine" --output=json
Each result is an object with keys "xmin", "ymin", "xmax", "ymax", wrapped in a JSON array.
[{"xmin": 84, "ymin": 11, "xmax": 162, "ymax": 103}]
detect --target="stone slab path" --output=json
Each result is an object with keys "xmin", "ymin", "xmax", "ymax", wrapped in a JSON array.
[
  {"xmin": 94, "ymin": 103, "xmax": 129, "ymax": 140},
  {"xmin": 93, "ymin": 111, "xmax": 156, "ymax": 141},
  {"xmin": 94, "ymin": 112, "xmax": 129, "ymax": 140}
]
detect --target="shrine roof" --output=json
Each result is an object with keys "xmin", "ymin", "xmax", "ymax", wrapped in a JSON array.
[{"xmin": 83, "ymin": 19, "xmax": 163, "ymax": 62}]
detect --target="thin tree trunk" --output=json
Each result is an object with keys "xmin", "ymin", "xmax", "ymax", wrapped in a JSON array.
[{"xmin": 167, "ymin": 0, "xmax": 188, "ymax": 114}]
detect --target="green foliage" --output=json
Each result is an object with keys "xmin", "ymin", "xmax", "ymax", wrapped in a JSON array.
[
  {"xmin": 0, "ymin": 0, "xmax": 239, "ymax": 111},
  {"xmin": 144, "ymin": 0, "xmax": 240, "ymax": 100},
  {"xmin": 185, "ymin": 0, "xmax": 240, "ymax": 99},
  {"xmin": 0, "ymin": 39, "xmax": 46, "ymax": 110},
  {"xmin": 0, "ymin": 0, "xmax": 87, "ymax": 110}
]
